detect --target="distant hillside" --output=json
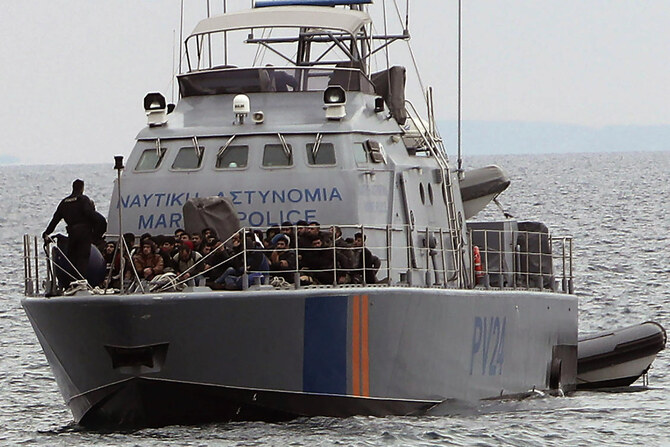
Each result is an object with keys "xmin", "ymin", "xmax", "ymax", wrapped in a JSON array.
[
  {"xmin": 0, "ymin": 154, "xmax": 19, "ymax": 165},
  {"xmin": 437, "ymin": 121, "xmax": 670, "ymax": 155}
]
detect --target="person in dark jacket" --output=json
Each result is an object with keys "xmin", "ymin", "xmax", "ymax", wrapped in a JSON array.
[
  {"xmin": 214, "ymin": 231, "xmax": 268, "ymax": 289},
  {"xmin": 300, "ymin": 235, "xmax": 335, "ymax": 285},
  {"xmin": 266, "ymin": 65, "xmax": 298, "ymax": 92},
  {"xmin": 269, "ymin": 234, "xmax": 297, "ymax": 283},
  {"xmin": 352, "ymin": 232, "xmax": 381, "ymax": 284},
  {"xmin": 43, "ymin": 179, "xmax": 98, "ymax": 282},
  {"xmin": 157, "ymin": 235, "xmax": 178, "ymax": 273}
]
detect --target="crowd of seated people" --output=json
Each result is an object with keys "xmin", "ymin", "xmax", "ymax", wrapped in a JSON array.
[{"xmin": 100, "ymin": 222, "xmax": 381, "ymax": 291}]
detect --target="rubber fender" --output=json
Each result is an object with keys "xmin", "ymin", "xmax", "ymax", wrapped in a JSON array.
[{"xmin": 549, "ymin": 357, "xmax": 562, "ymax": 390}]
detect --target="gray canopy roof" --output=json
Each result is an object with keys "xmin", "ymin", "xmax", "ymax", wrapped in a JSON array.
[{"xmin": 189, "ymin": 6, "xmax": 372, "ymax": 38}]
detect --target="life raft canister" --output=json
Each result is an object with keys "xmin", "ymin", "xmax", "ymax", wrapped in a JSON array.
[{"xmin": 473, "ymin": 245, "xmax": 484, "ymax": 283}]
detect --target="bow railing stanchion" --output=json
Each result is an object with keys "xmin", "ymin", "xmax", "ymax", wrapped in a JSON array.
[
  {"xmin": 23, "ymin": 235, "xmax": 32, "ymax": 296},
  {"xmin": 34, "ymin": 235, "xmax": 39, "ymax": 295},
  {"xmin": 569, "ymin": 237, "xmax": 574, "ymax": 294}
]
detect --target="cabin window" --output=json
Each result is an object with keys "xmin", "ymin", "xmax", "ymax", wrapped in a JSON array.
[
  {"xmin": 135, "ymin": 148, "xmax": 166, "ymax": 171},
  {"xmin": 263, "ymin": 144, "xmax": 293, "ymax": 167},
  {"xmin": 354, "ymin": 143, "xmax": 369, "ymax": 165},
  {"xmin": 216, "ymin": 145, "xmax": 248, "ymax": 169},
  {"xmin": 306, "ymin": 143, "xmax": 336, "ymax": 165},
  {"xmin": 172, "ymin": 146, "xmax": 204, "ymax": 170}
]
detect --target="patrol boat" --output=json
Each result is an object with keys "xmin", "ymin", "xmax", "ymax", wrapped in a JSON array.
[{"xmin": 21, "ymin": 0, "xmax": 579, "ymax": 427}]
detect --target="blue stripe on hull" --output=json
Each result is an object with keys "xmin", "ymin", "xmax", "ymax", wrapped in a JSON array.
[{"xmin": 303, "ymin": 295, "xmax": 348, "ymax": 394}]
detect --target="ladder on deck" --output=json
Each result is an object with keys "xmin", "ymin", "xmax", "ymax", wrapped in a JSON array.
[{"xmin": 404, "ymin": 101, "xmax": 467, "ymax": 288}]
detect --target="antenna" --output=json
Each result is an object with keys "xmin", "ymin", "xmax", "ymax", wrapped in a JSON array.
[
  {"xmin": 457, "ymin": 0, "xmax": 463, "ymax": 174},
  {"xmin": 171, "ymin": 29, "xmax": 176, "ymax": 103},
  {"xmin": 178, "ymin": 0, "xmax": 184, "ymax": 74},
  {"xmin": 207, "ymin": 0, "xmax": 212, "ymax": 66},
  {"xmin": 224, "ymin": 0, "xmax": 228, "ymax": 65},
  {"xmin": 405, "ymin": 0, "xmax": 409, "ymax": 33},
  {"xmin": 113, "ymin": 156, "xmax": 125, "ymax": 294}
]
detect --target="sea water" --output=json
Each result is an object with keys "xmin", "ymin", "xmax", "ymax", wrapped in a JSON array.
[{"xmin": 1, "ymin": 151, "xmax": 668, "ymax": 446}]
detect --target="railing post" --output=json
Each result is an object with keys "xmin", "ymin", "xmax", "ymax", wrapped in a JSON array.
[
  {"xmin": 386, "ymin": 224, "xmax": 392, "ymax": 284},
  {"xmin": 561, "ymin": 237, "xmax": 567, "ymax": 293},
  {"xmin": 294, "ymin": 224, "xmax": 300, "ymax": 289},
  {"xmin": 23, "ymin": 235, "xmax": 31, "ymax": 296},
  {"xmin": 569, "ymin": 237, "xmax": 574, "ymax": 294},
  {"xmin": 483, "ymin": 229, "xmax": 490, "ymax": 290},
  {"xmin": 541, "ymin": 232, "xmax": 545, "ymax": 290},
  {"xmin": 498, "ymin": 229, "xmax": 503, "ymax": 289},
  {"xmin": 34, "ymin": 235, "xmax": 39, "ymax": 295},
  {"xmin": 439, "ymin": 228, "xmax": 447, "ymax": 287},
  {"xmin": 361, "ymin": 224, "xmax": 366, "ymax": 286},
  {"xmin": 242, "ymin": 229, "xmax": 249, "ymax": 290},
  {"xmin": 424, "ymin": 227, "xmax": 430, "ymax": 286}
]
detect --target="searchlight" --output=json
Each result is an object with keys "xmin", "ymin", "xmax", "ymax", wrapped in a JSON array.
[
  {"xmin": 144, "ymin": 92, "xmax": 168, "ymax": 127},
  {"xmin": 324, "ymin": 86, "xmax": 346, "ymax": 120}
]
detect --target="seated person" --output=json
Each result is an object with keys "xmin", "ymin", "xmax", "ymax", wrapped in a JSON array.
[
  {"xmin": 191, "ymin": 232, "xmax": 204, "ymax": 253},
  {"xmin": 132, "ymin": 239, "xmax": 164, "ymax": 281},
  {"xmin": 268, "ymin": 234, "xmax": 296, "ymax": 283},
  {"xmin": 203, "ymin": 238, "xmax": 233, "ymax": 283},
  {"xmin": 331, "ymin": 225, "xmax": 354, "ymax": 282},
  {"xmin": 103, "ymin": 241, "xmax": 116, "ymax": 267},
  {"xmin": 352, "ymin": 232, "xmax": 381, "ymax": 284},
  {"xmin": 157, "ymin": 235, "xmax": 178, "ymax": 273},
  {"xmin": 202, "ymin": 227, "xmax": 218, "ymax": 245},
  {"xmin": 214, "ymin": 232, "xmax": 269, "ymax": 289},
  {"xmin": 300, "ymin": 235, "xmax": 335, "ymax": 285},
  {"xmin": 173, "ymin": 243, "xmax": 203, "ymax": 286},
  {"xmin": 265, "ymin": 226, "xmax": 281, "ymax": 249},
  {"xmin": 280, "ymin": 221, "xmax": 297, "ymax": 248}
]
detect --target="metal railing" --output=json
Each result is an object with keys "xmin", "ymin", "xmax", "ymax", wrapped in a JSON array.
[
  {"xmin": 23, "ymin": 235, "xmax": 40, "ymax": 296},
  {"xmin": 24, "ymin": 223, "xmax": 574, "ymax": 296},
  {"xmin": 469, "ymin": 227, "xmax": 574, "ymax": 294}
]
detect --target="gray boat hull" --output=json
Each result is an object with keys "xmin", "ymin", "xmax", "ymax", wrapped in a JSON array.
[{"xmin": 22, "ymin": 287, "xmax": 577, "ymax": 427}]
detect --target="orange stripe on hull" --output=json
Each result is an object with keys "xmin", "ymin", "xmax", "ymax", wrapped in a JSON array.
[{"xmin": 351, "ymin": 295, "xmax": 360, "ymax": 396}]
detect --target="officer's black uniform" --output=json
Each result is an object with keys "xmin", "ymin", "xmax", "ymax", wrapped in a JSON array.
[{"xmin": 43, "ymin": 188, "xmax": 97, "ymax": 281}]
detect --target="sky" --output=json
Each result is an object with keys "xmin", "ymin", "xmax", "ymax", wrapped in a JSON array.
[{"xmin": 1, "ymin": 0, "xmax": 669, "ymax": 164}]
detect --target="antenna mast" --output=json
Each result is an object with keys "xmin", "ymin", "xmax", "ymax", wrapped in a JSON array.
[
  {"xmin": 457, "ymin": 0, "xmax": 463, "ymax": 174},
  {"xmin": 178, "ymin": 0, "xmax": 184, "ymax": 74}
]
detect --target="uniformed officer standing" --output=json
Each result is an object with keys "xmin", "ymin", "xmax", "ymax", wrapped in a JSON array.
[{"xmin": 43, "ymin": 179, "xmax": 97, "ymax": 281}]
